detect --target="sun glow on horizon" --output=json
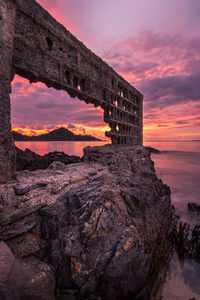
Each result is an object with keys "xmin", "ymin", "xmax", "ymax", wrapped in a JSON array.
[{"xmin": 12, "ymin": 123, "xmax": 111, "ymax": 141}]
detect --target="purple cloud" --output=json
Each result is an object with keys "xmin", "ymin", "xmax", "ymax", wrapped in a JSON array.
[
  {"xmin": 68, "ymin": 124, "xmax": 76, "ymax": 129},
  {"xmin": 137, "ymin": 73, "xmax": 200, "ymax": 108}
]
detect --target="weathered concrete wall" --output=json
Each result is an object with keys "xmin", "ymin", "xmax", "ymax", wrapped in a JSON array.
[
  {"xmin": 0, "ymin": 0, "xmax": 16, "ymax": 183},
  {"xmin": 0, "ymin": 0, "xmax": 143, "ymax": 182}
]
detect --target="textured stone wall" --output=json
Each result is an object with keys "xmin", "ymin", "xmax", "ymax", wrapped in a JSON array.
[
  {"xmin": 0, "ymin": 0, "xmax": 16, "ymax": 183},
  {"xmin": 0, "ymin": 0, "xmax": 143, "ymax": 182}
]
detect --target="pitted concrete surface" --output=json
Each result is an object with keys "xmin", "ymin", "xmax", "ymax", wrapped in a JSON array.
[{"xmin": 0, "ymin": 0, "xmax": 143, "ymax": 183}]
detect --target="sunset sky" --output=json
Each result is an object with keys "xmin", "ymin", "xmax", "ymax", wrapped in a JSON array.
[{"xmin": 11, "ymin": 0, "xmax": 200, "ymax": 141}]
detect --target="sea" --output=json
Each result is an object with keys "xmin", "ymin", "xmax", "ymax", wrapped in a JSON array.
[{"xmin": 15, "ymin": 140, "xmax": 200, "ymax": 300}]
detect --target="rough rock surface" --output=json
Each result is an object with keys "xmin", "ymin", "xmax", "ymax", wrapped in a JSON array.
[
  {"xmin": 0, "ymin": 0, "xmax": 16, "ymax": 183},
  {"xmin": 44, "ymin": 151, "xmax": 81, "ymax": 165},
  {"xmin": 40, "ymin": 146, "xmax": 173, "ymax": 299},
  {"xmin": 0, "ymin": 241, "xmax": 55, "ymax": 300},
  {"xmin": 14, "ymin": 181, "xmax": 49, "ymax": 195},
  {"xmin": 16, "ymin": 147, "xmax": 50, "ymax": 171},
  {"xmin": 16, "ymin": 146, "xmax": 81, "ymax": 171},
  {"xmin": 0, "ymin": 145, "xmax": 174, "ymax": 299}
]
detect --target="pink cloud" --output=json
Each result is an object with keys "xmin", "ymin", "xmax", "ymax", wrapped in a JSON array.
[{"xmin": 11, "ymin": 75, "xmax": 106, "ymax": 139}]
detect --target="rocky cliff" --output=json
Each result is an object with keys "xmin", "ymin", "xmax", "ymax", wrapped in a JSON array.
[{"xmin": 0, "ymin": 145, "xmax": 174, "ymax": 299}]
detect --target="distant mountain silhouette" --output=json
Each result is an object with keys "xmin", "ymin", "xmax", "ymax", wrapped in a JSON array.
[{"xmin": 13, "ymin": 127, "xmax": 101, "ymax": 141}]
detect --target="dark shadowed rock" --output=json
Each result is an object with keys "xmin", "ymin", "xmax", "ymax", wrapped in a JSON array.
[
  {"xmin": 0, "ymin": 145, "xmax": 174, "ymax": 299},
  {"xmin": 174, "ymin": 221, "xmax": 200, "ymax": 261},
  {"xmin": 0, "ymin": 220, "xmax": 36, "ymax": 241},
  {"xmin": 188, "ymin": 202, "xmax": 200, "ymax": 214},
  {"xmin": 0, "ymin": 241, "xmax": 55, "ymax": 300},
  {"xmin": 13, "ymin": 181, "xmax": 48, "ymax": 195},
  {"xmin": 15, "ymin": 147, "xmax": 50, "ymax": 171},
  {"xmin": 15, "ymin": 146, "xmax": 81, "ymax": 171},
  {"xmin": 0, "ymin": 203, "xmax": 46, "ymax": 226},
  {"xmin": 145, "ymin": 146, "xmax": 161, "ymax": 154},
  {"xmin": 38, "ymin": 145, "xmax": 173, "ymax": 300},
  {"xmin": 44, "ymin": 151, "xmax": 81, "ymax": 165}
]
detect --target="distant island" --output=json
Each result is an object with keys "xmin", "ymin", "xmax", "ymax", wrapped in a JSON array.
[{"xmin": 13, "ymin": 127, "xmax": 101, "ymax": 142}]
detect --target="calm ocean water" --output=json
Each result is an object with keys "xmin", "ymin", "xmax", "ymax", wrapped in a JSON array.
[
  {"xmin": 15, "ymin": 140, "xmax": 200, "ymax": 156},
  {"xmin": 15, "ymin": 140, "xmax": 200, "ymax": 299}
]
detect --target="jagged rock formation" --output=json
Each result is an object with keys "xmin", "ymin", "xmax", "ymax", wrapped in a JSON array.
[
  {"xmin": 176, "ymin": 222, "xmax": 200, "ymax": 260},
  {"xmin": 0, "ymin": 146, "xmax": 174, "ymax": 299},
  {"xmin": 174, "ymin": 205, "xmax": 200, "ymax": 261},
  {"xmin": 16, "ymin": 146, "xmax": 81, "ymax": 171},
  {"xmin": 0, "ymin": 0, "xmax": 143, "ymax": 183}
]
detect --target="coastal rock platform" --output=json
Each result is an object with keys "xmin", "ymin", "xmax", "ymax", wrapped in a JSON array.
[{"xmin": 0, "ymin": 145, "xmax": 174, "ymax": 299}]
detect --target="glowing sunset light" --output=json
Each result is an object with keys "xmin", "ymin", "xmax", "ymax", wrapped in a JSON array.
[
  {"xmin": 12, "ymin": 124, "xmax": 110, "ymax": 140},
  {"xmin": 11, "ymin": 0, "xmax": 200, "ymax": 142}
]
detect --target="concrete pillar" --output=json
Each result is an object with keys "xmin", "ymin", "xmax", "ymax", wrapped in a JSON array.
[
  {"xmin": 139, "ymin": 96, "xmax": 143, "ymax": 145},
  {"xmin": 0, "ymin": 0, "xmax": 16, "ymax": 183}
]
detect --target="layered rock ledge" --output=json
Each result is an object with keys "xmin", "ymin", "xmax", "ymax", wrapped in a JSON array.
[{"xmin": 0, "ymin": 145, "xmax": 174, "ymax": 299}]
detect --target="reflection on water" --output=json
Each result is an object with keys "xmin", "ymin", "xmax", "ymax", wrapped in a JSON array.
[
  {"xmin": 144, "ymin": 141, "xmax": 200, "ymax": 153},
  {"xmin": 15, "ymin": 140, "xmax": 200, "ymax": 157},
  {"xmin": 160, "ymin": 252, "xmax": 200, "ymax": 300},
  {"xmin": 15, "ymin": 141, "xmax": 108, "ymax": 157},
  {"xmin": 15, "ymin": 141, "xmax": 200, "ymax": 299},
  {"xmin": 151, "ymin": 151, "xmax": 200, "ymax": 226},
  {"xmin": 148, "ymin": 143, "xmax": 200, "ymax": 300}
]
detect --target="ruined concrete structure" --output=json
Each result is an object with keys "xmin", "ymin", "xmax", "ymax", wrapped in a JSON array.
[{"xmin": 0, "ymin": 0, "xmax": 143, "ymax": 182}]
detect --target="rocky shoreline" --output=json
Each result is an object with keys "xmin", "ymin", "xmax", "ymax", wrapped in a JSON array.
[
  {"xmin": 173, "ymin": 203, "xmax": 200, "ymax": 263},
  {"xmin": 15, "ymin": 146, "xmax": 81, "ymax": 172},
  {"xmin": 0, "ymin": 145, "xmax": 174, "ymax": 299}
]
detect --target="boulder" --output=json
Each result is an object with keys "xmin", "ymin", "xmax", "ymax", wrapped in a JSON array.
[
  {"xmin": 38, "ymin": 145, "xmax": 173, "ymax": 299},
  {"xmin": 15, "ymin": 147, "xmax": 49, "ymax": 171},
  {"xmin": 15, "ymin": 147, "xmax": 81, "ymax": 171},
  {"xmin": 0, "ymin": 241, "xmax": 55, "ymax": 300},
  {"xmin": 44, "ymin": 151, "xmax": 81, "ymax": 165}
]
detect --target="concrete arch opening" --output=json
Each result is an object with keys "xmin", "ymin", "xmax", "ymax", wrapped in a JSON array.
[{"xmin": 11, "ymin": 74, "xmax": 108, "ymax": 149}]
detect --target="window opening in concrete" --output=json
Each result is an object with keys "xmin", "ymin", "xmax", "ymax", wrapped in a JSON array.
[
  {"xmin": 65, "ymin": 70, "xmax": 71, "ymax": 85},
  {"xmin": 103, "ymin": 90, "xmax": 106, "ymax": 101},
  {"xmin": 46, "ymin": 37, "xmax": 53, "ymax": 51},
  {"xmin": 80, "ymin": 79, "xmax": 85, "ymax": 92},
  {"xmin": 111, "ymin": 79, "xmax": 115, "ymax": 89},
  {"xmin": 73, "ymin": 77, "xmax": 78, "ymax": 89},
  {"xmin": 11, "ymin": 75, "xmax": 109, "ymax": 156}
]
